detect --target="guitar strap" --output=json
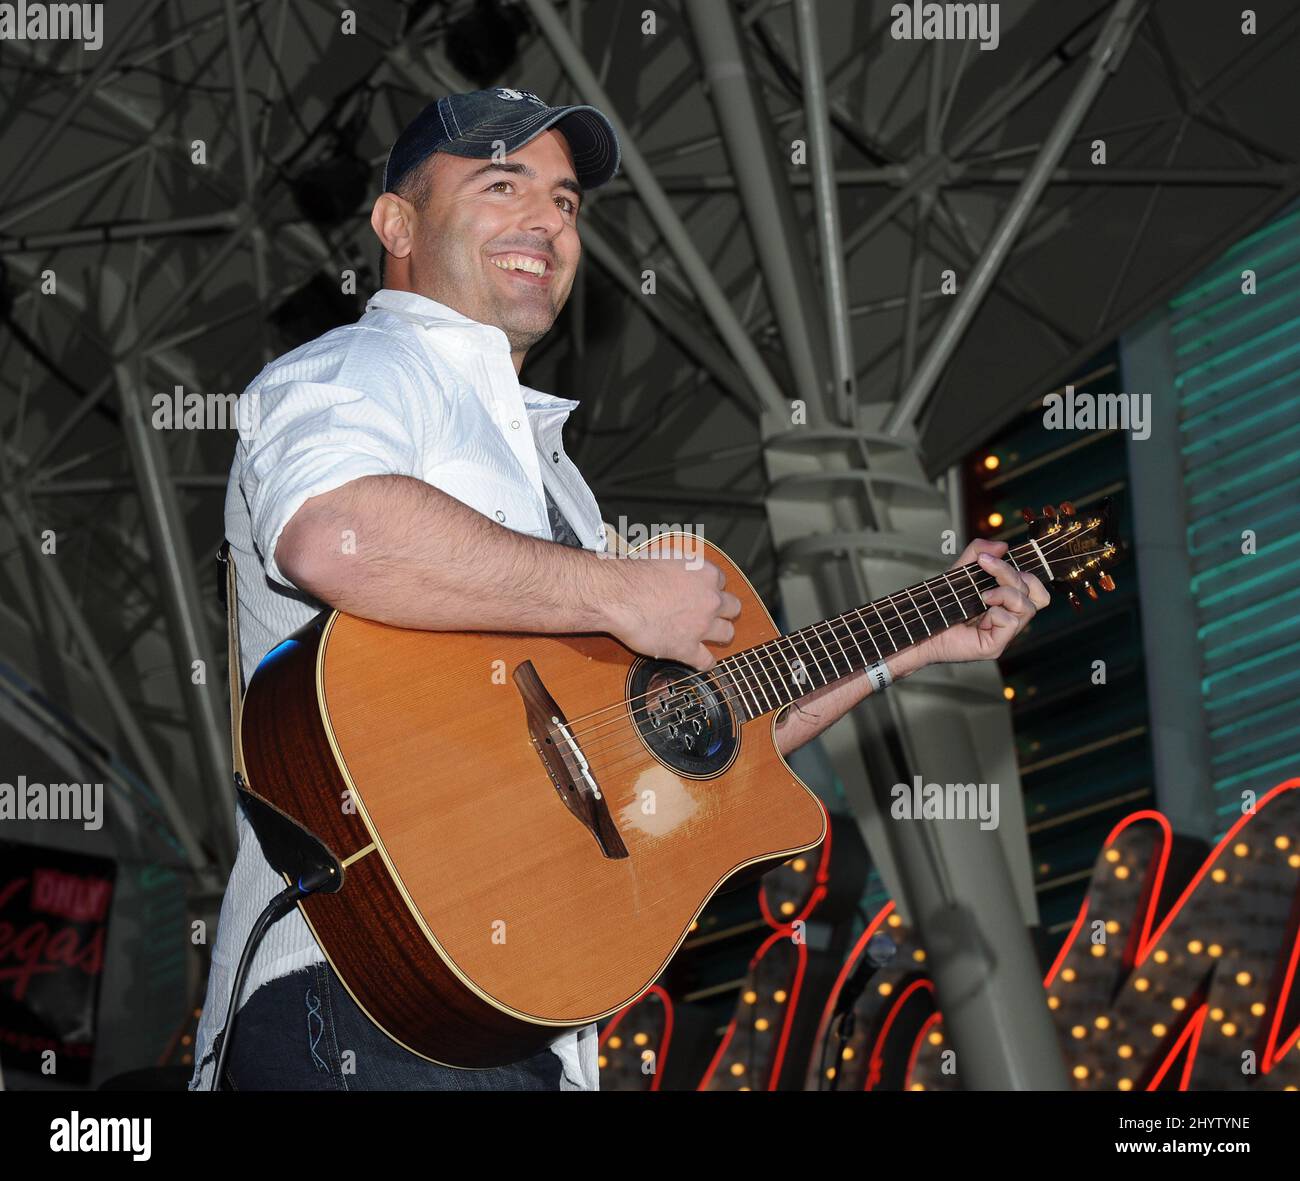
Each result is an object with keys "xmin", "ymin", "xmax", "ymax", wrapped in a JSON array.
[
  {"xmin": 219, "ymin": 540, "xmax": 245, "ymax": 776},
  {"xmin": 215, "ymin": 541, "xmax": 344, "ymax": 888}
]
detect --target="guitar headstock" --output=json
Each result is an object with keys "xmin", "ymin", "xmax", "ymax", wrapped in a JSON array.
[{"xmin": 1020, "ymin": 497, "xmax": 1120, "ymax": 611}]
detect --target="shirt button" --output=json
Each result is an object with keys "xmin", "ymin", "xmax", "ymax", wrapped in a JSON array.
[
  {"xmin": 495, "ymin": 510, "xmax": 506, "ymax": 522},
  {"xmin": 552, "ymin": 451, "xmax": 560, "ymax": 462},
  {"xmin": 510, "ymin": 419, "xmax": 520, "ymax": 430}
]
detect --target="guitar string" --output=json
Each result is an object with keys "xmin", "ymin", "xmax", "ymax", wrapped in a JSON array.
[
  {"xmin": 561, "ymin": 535, "xmax": 1111, "ymax": 767},
  {"xmin": 554, "ymin": 538, "xmax": 1114, "ymax": 776},
  {"xmin": 557, "ymin": 524, "xmax": 1104, "ymax": 742},
  {"xmin": 558, "ymin": 529, "xmax": 1106, "ymax": 753},
  {"xmin": 569, "ymin": 541, "xmax": 1115, "ymax": 784}
]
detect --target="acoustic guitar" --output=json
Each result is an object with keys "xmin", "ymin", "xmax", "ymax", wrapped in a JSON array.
[{"xmin": 237, "ymin": 498, "xmax": 1119, "ymax": 1067}]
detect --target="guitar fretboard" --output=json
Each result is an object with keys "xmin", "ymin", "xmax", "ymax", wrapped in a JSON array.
[{"xmin": 713, "ymin": 540, "xmax": 1048, "ymax": 722}]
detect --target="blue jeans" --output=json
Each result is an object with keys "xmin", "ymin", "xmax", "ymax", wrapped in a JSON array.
[{"xmin": 219, "ymin": 961, "xmax": 563, "ymax": 1090}]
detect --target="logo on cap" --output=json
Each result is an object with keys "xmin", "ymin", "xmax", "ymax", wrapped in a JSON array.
[{"xmin": 494, "ymin": 87, "xmax": 547, "ymax": 106}]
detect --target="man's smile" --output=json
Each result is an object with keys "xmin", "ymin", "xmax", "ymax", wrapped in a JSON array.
[{"xmin": 488, "ymin": 250, "xmax": 554, "ymax": 285}]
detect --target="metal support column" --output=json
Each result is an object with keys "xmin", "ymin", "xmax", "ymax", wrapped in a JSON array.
[{"xmin": 886, "ymin": 0, "xmax": 1148, "ymax": 435}]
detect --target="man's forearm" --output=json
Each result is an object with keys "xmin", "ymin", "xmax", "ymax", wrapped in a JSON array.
[
  {"xmin": 774, "ymin": 646, "xmax": 926, "ymax": 757},
  {"xmin": 276, "ymin": 474, "xmax": 621, "ymax": 634}
]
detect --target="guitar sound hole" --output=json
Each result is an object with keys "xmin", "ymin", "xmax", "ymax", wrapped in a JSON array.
[{"xmin": 627, "ymin": 660, "xmax": 738, "ymax": 776}]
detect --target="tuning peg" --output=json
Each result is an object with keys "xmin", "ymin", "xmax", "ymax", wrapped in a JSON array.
[
  {"xmin": 1021, "ymin": 507, "xmax": 1036, "ymax": 525},
  {"xmin": 1085, "ymin": 581, "xmax": 1098, "ymax": 600},
  {"xmin": 1099, "ymin": 572, "xmax": 1115, "ymax": 592},
  {"xmin": 1042, "ymin": 505, "xmax": 1056, "ymax": 520},
  {"xmin": 1068, "ymin": 591, "xmax": 1082, "ymax": 611},
  {"xmin": 1059, "ymin": 501, "xmax": 1075, "ymax": 515}
]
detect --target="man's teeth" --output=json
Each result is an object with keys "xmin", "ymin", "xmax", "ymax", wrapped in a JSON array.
[{"xmin": 492, "ymin": 254, "xmax": 547, "ymax": 276}]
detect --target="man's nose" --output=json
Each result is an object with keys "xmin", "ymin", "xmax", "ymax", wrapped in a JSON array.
[{"xmin": 518, "ymin": 188, "xmax": 565, "ymax": 238}]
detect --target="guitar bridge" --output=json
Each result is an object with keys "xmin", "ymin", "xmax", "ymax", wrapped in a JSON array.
[{"xmin": 513, "ymin": 660, "xmax": 628, "ymax": 860}]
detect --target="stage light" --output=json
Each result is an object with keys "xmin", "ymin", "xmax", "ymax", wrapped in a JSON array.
[
  {"xmin": 792, "ymin": 858, "xmax": 807, "ymax": 872},
  {"xmin": 755, "ymin": 1019, "xmax": 769, "ymax": 1032},
  {"xmin": 878, "ymin": 982, "xmax": 893, "ymax": 996},
  {"xmin": 609, "ymin": 1036, "xmax": 622, "ymax": 1049},
  {"xmin": 743, "ymin": 990, "xmax": 757, "ymax": 1004},
  {"xmin": 1236, "ymin": 971, "xmax": 1252, "ymax": 986},
  {"xmin": 1095, "ymin": 1016, "xmax": 1111, "ymax": 1030},
  {"xmin": 1071, "ymin": 1025, "xmax": 1087, "ymax": 1039},
  {"xmin": 1003, "ymin": 686, "xmax": 1015, "ymax": 701},
  {"xmin": 729, "ymin": 1063, "xmax": 745, "ymax": 1077},
  {"xmin": 1105, "ymin": 849, "xmax": 1121, "ymax": 863},
  {"xmin": 1212, "ymin": 868, "xmax": 1228, "ymax": 883},
  {"xmin": 1135, "ymin": 978, "xmax": 1149, "ymax": 991},
  {"xmin": 988, "ymin": 512, "xmax": 1004, "ymax": 528},
  {"xmin": 774, "ymin": 990, "xmax": 788, "ymax": 1003},
  {"xmin": 1154, "ymin": 949, "xmax": 1169, "ymax": 963},
  {"xmin": 983, "ymin": 455, "xmax": 1000, "ymax": 471},
  {"xmin": 1234, "ymin": 842, "xmax": 1249, "ymax": 857},
  {"xmin": 1188, "ymin": 939, "xmax": 1204, "ymax": 954},
  {"xmin": 1114, "ymin": 866, "xmax": 1130, "ymax": 879},
  {"xmin": 1276, "ymin": 836, "xmax": 1291, "ymax": 850}
]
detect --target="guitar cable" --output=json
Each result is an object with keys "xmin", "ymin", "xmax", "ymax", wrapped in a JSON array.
[{"xmin": 209, "ymin": 865, "xmax": 338, "ymax": 1091}]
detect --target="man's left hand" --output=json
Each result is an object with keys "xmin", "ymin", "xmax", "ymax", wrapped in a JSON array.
[{"xmin": 910, "ymin": 538, "xmax": 1051, "ymax": 668}]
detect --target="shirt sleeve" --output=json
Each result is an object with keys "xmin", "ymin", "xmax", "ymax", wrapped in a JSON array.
[{"xmin": 239, "ymin": 378, "xmax": 422, "ymax": 589}]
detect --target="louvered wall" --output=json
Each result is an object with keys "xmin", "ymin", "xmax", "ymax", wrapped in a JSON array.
[{"xmin": 1168, "ymin": 210, "xmax": 1300, "ymax": 834}]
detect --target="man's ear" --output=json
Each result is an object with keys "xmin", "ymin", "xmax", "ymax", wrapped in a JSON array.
[{"xmin": 370, "ymin": 192, "xmax": 413, "ymax": 263}]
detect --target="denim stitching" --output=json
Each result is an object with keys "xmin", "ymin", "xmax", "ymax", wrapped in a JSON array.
[
  {"xmin": 306, "ymin": 970, "xmax": 330, "ymax": 1075},
  {"xmin": 317, "ymin": 961, "xmax": 350, "ymax": 1091}
]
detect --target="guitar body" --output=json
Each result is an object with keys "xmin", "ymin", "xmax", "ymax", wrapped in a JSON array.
[{"xmin": 239, "ymin": 533, "xmax": 827, "ymax": 1068}]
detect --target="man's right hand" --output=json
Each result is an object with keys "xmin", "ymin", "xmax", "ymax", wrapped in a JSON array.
[{"xmin": 605, "ymin": 548, "xmax": 742, "ymax": 670}]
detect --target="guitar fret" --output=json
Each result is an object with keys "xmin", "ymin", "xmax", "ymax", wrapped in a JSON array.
[
  {"xmin": 726, "ymin": 655, "xmax": 762, "ymax": 719},
  {"xmin": 840, "ymin": 611, "xmax": 870, "ymax": 666},
  {"xmin": 797, "ymin": 631, "xmax": 831, "ymax": 687},
  {"xmin": 769, "ymin": 642, "xmax": 800, "ymax": 697},
  {"xmin": 903, "ymin": 586, "xmax": 931, "ymax": 637},
  {"xmin": 854, "ymin": 608, "xmax": 883, "ymax": 660},
  {"xmin": 871, "ymin": 602, "xmax": 899, "ymax": 653},
  {"xmin": 922, "ymin": 577, "xmax": 950, "ymax": 627},
  {"xmin": 888, "ymin": 594, "xmax": 915, "ymax": 645},
  {"xmin": 942, "ymin": 571, "xmax": 971, "ymax": 620},
  {"xmin": 757, "ymin": 640, "xmax": 795, "ymax": 705}
]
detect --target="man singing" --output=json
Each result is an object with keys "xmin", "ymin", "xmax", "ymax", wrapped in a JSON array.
[{"xmin": 189, "ymin": 86, "xmax": 1048, "ymax": 1091}]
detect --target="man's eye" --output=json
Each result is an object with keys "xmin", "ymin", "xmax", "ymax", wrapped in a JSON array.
[
  {"xmin": 557, "ymin": 196, "xmax": 577, "ymax": 214},
  {"xmin": 489, "ymin": 180, "xmax": 512, "ymax": 193}
]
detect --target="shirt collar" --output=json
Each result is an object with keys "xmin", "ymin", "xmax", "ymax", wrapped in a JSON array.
[
  {"xmin": 365, "ymin": 288, "xmax": 511, "ymax": 355},
  {"xmin": 366, "ymin": 286, "xmax": 581, "ymax": 414}
]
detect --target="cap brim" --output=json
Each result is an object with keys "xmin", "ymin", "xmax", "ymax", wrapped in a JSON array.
[{"xmin": 434, "ymin": 103, "xmax": 621, "ymax": 190}]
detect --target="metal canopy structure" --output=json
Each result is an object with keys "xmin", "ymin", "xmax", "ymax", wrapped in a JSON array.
[{"xmin": 2, "ymin": 0, "xmax": 1297, "ymax": 1084}]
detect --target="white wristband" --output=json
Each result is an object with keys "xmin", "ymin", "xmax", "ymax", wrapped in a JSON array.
[{"xmin": 866, "ymin": 659, "xmax": 894, "ymax": 692}]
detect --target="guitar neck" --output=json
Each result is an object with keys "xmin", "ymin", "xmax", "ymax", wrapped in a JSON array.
[{"xmin": 714, "ymin": 539, "xmax": 1047, "ymax": 723}]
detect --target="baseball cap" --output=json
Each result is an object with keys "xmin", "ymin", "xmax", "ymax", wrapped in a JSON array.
[{"xmin": 383, "ymin": 86, "xmax": 621, "ymax": 195}]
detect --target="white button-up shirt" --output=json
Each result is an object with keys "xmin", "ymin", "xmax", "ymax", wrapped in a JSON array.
[{"xmin": 189, "ymin": 288, "xmax": 606, "ymax": 1091}]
